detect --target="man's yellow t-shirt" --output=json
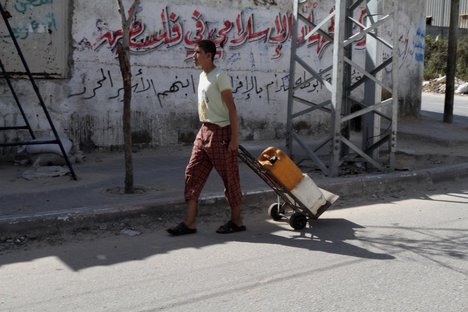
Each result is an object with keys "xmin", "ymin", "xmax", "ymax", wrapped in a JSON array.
[{"xmin": 198, "ymin": 67, "xmax": 232, "ymax": 127}]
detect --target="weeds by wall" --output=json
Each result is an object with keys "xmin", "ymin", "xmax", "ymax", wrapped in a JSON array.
[{"xmin": 424, "ymin": 35, "xmax": 468, "ymax": 81}]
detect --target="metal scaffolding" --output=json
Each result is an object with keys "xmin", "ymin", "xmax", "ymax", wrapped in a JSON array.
[{"xmin": 286, "ymin": 0, "xmax": 399, "ymax": 176}]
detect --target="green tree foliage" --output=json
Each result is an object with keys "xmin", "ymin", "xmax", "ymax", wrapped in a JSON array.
[{"xmin": 424, "ymin": 35, "xmax": 468, "ymax": 81}]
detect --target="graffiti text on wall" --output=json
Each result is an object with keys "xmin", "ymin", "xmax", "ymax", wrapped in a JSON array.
[
  {"xmin": 298, "ymin": 6, "xmax": 368, "ymax": 57},
  {"xmin": 253, "ymin": 0, "xmax": 277, "ymax": 6},
  {"xmin": 14, "ymin": 0, "xmax": 54, "ymax": 14},
  {"xmin": 4, "ymin": 12, "xmax": 57, "ymax": 40},
  {"xmin": 68, "ymin": 67, "xmax": 364, "ymax": 106},
  {"xmin": 90, "ymin": 6, "xmax": 367, "ymax": 60},
  {"xmin": 414, "ymin": 27, "xmax": 425, "ymax": 62},
  {"xmin": 93, "ymin": 8, "xmax": 292, "ymax": 59},
  {"xmin": 68, "ymin": 68, "xmax": 175, "ymax": 107},
  {"xmin": 1, "ymin": 0, "xmax": 57, "ymax": 40}
]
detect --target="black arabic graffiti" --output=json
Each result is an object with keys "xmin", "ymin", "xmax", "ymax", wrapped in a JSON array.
[
  {"xmin": 68, "ymin": 69, "xmax": 365, "ymax": 105},
  {"xmin": 253, "ymin": 0, "xmax": 278, "ymax": 6},
  {"xmin": 68, "ymin": 67, "xmax": 159, "ymax": 103},
  {"xmin": 156, "ymin": 75, "xmax": 195, "ymax": 107}
]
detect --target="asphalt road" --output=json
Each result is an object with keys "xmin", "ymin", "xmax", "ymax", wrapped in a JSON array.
[
  {"xmin": 1, "ymin": 179, "xmax": 467, "ymax": 312},
  {"xmin": 421, "ymin": 93, "xmax": 468, "ymax": 122}
]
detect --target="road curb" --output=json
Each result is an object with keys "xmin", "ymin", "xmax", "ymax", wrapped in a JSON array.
[
  {"xmin": 1, "ymin": 163, "xmax": 468, "ymax": 236},
  {"xmin": 0, "ymin": 189, "xmax": 276, "ymax": 236},
  {"xmin": 319, "ymin": 162, "xmax": 468, "ymax": 196}
]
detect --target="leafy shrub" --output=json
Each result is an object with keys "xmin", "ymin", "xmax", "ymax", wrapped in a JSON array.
[{"xmin": 424, "ymin": 35, "xmax": 468, "ymax": 81}]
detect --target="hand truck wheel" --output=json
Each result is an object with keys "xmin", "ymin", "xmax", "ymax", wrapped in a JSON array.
[
  {"xmin": 289, "ymin": 212, "xmax": 307, "ymax": 230},
  {"xmin": 268, "ymin": 203, "xmax": 285, "ymax": 221}
]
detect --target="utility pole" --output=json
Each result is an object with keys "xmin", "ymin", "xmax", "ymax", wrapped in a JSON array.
[{"xmin": 444, "ymin": 0, "xmax": 459, "ymax": 124}]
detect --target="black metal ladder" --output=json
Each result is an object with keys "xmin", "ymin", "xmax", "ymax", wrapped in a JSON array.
[{"xmin": 0, "ymin": 3, "xmax": 76, "ymax": 180}]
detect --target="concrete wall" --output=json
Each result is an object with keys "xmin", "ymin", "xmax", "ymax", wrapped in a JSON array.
[
  {"xmin": 395, "ymin": 0, "xmax": 426, "ymax": 116},
  {"xmin": 0, "ymin": 0, "xmax": 426, "ymax": 151},
  {"xmin": 0, "ymin": 0, "xmax": 70, "ymax": 77}
]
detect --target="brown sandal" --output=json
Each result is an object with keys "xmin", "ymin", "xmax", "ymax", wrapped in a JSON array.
[
  {"xmin": 216, "ymin": 220, "xmax": 246, "ymax": 234},
  {"xmin": 167, "ymin": 222, "xmax": 197, "ymax": 236}
]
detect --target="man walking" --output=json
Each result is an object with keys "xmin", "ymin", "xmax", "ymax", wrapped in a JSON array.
[{"xmin": 167, "ymin": 40, "xmax": 245, "ymax": 236}]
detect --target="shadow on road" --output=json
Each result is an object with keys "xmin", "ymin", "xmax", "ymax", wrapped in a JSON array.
[
  {"xmin": 2, "ymin": 182, "xmax": 468, "ymax": 272},
  {"xmin": 0, "ymin": 216, "xmax": 395, "ymax": 271}
]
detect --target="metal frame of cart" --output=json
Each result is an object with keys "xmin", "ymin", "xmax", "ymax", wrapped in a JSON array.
[{"xmin": 238, "ymin": 145, "xmax": 338, "ymax": 230}]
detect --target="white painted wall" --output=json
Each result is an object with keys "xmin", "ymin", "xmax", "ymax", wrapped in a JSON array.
[{"xmin": 0, "ymin": 0, "xmax": 426, "ymax": 151}]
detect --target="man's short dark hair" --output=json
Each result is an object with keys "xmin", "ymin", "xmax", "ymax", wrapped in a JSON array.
[{"xmin": 196, "ymin": 40, "xmax": 217, "ymax": 61}]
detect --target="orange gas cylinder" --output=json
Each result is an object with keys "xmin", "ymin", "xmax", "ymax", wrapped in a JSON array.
[{"xmin": 257, "ymin": 146, "xmax": 303, "ymax": 190}]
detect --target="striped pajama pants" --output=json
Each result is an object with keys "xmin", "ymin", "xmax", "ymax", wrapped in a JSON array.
[{"xmin": 184, "ymin": 123, "xmax": 243, "ymax": 208}]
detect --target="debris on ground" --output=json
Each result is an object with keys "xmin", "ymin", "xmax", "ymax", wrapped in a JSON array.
[
  {"xmin": 456, "ymin": 82, "xmax": 468, "ymax": 94},
  {"xmin": 120, "ymin": 228, "xmax": 142, "ymax": 237},
  {"xmin": 22, "ymin": 166, "xmax": 70, "ymax": 180},
  {"xmin": 422, "ymin": 76, "xmax": 468, "ymax": 94},
  {"xmin": 0, "ymin": 235, "xmax": 32, "ymax": 252},
  {"xmin": 12, "ymin": 135, "xmax": 86, "ymax": 180}
]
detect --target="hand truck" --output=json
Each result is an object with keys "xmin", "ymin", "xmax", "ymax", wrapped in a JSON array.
[{"xmin": 238, "ymin": 145, "xmax": 338, "ymax": 230}]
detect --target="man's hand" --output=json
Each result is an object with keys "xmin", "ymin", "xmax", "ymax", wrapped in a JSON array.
[{"xmin": 228, "ymin": 137, "xmax": 239, "ymax": 151}]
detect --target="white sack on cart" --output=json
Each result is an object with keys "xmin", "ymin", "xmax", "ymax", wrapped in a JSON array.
[{"xmin": 290, "ymin": 174, "xmax": 327, "ymax": 215}]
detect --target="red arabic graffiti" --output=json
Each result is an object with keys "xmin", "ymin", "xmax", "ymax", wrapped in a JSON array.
[
  {"xmin": 183, "ymin": 9, "xmax": 233, "ymax": 59},
  {"xmin": 296, "ymin": 7, "xmax": 336, "ymax": 57},
  {"xmin": 93, "ymin": 6, "xmax": 367, "ymax": 60},
  {"xmin": 296, "ymin": 7, "xmax": 367, "ymax": 56},
  {"xmin": 356, "ymin": 7, "xmax": 367, "ymax": 47}
]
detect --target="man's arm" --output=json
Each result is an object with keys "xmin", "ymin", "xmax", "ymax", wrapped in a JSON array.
[{"xmin": 221, "ymin": 89, "xmax": 239, "ymax": 151}]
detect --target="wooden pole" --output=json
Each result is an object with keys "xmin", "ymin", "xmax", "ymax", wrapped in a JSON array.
[{"xmin": 444, "ymin": 0, "xmax": 459, "ymax": 124}]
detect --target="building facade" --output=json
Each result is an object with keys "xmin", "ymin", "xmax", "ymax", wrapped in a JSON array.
[
  {"xmin": 426, "ymin": 0, "xmax": 468, "ymax": 28},
  {"xmin": 0, "ymin": 0, "xmax": 426, "ymax": 151}
]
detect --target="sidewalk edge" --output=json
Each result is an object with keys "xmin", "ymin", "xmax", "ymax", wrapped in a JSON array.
[{"xmin": 2, "ymin": 163, "xmax": 468, "ymax": 235}]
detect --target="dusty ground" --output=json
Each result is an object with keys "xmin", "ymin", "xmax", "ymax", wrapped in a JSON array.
[
  {"xmin": 2, "ymin": 116, "xmax": 468, "ymax": 254},
  {"xmin": 1, "ymin": 175, "xmax": 467, "ymax": 256},
  {"xmin": 396, "ymin": 136, "xmax": 468, "ymax": 170},
  {"xmin": 422, "ymin": 76, "xmax": 468, "ymax": 95}
]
